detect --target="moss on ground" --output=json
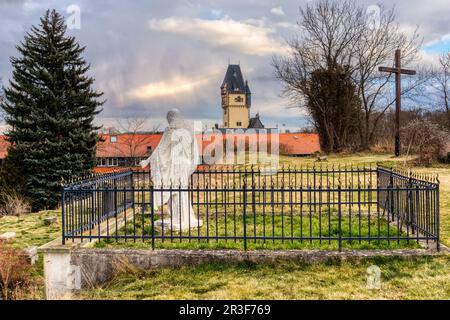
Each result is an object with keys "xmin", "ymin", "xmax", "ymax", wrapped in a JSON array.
[{"xmin": 0, "ymin": 210, "xmax": 61, "ymax": 249}]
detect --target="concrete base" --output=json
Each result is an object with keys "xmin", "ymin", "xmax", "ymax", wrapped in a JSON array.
[
  {"xmin": 39, "ymin": 240, "xmax": 82, "ymax": 300},
  {"xmin": 154, "ymin": 219, "xmax": 204, "ymax": 233},
  {"xmin": 39, "ymin": 241, "xmax": 446, "ymax": 300}
]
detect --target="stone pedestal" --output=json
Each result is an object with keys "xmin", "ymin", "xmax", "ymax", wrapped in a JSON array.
[
  {"xmin": 154, "ymin": 219, "xmax": 203, "ymax": 233},
  {"xmin": 39, "ymin": 241, "xmax": 81, "ymax": 300}
]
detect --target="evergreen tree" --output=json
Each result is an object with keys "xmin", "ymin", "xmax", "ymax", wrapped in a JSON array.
[
  {"xmin": 0, "ymin": 10, "xmax": 103, "ymax": 210},
  {"xmin": 306, "ymin": 64, "xmax": 360, "ymax": 152}
]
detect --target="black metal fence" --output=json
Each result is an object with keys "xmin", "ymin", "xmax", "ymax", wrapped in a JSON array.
[{"xmin": 61, "ymin": 165, "xmax": 440, "ymax": 251}]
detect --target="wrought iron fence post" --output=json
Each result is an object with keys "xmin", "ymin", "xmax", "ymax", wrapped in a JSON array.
[
  {"xmin": 408, "ymin": 175, "xmax": 415, "ymax": 235},
  {"xmin": 252, "ymin": 179, "xmax": 256, "ymax": 244},
  {"xmin": 436, "ymin": 183, "xmax": 440, "ymax": 252},
  {"xmin": 114, "ymin": 177, "xmax": 118, "ymax": 217},
  {"xmin": 389, "ymin": 170, "xmax": 395, "ymax": 222},
  {"xmin": 151, "ymin": 184, "xmax": 155, "ymax": 250},
  {"xmin": 61, "ymin": 189, "xmax": 66, "ymax": 245},
  {"xmin": 338, "ymin": 184, "xmax": 342, "ymax": 252},
  {"xmin": 243, "ymin": 182, "xmax": 247, "ymax": 251},
  {"xmin": 251, "ymin": 166, "xmax": 255, "ymax": 189}
]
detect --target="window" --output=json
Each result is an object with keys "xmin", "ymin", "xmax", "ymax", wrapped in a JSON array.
[
  {"xmin": 237, "ymin": 122, "xmax": 242, "ymax": 127},
  {"xmin": 110, "ymin": 136, "xmax": 117, "ymax": 143},
  {"xmin": 135, "ymin": 158, "xmax": 144, "ymax": 166},
  {"xmin": 225, "ymin": 122, "xmax": 228, "ymax": 127},
  {"xmin": 97, "ymin": 158, "xmax": 107, "ymax": 167},
  {"xmin": 104, "ymin": 158, "xmax": 118, "ymax": 167}
]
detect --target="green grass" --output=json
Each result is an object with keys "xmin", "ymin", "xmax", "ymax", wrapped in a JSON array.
[
  {"xmin": 0, "ymin": 210, "xmax": 61, "ymax": 249},
  {"xmin": 95, "ymin": 209, "xmax": 421, "ymax": 250},
  {"xmin": 80, "ymin": 255, "xmax": 450, "ymax": 300}
]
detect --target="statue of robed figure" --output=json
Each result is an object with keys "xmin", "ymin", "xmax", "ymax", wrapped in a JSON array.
[{"xmin": 140, "ymin": 109, "xmax": 203, "ymax": 231}]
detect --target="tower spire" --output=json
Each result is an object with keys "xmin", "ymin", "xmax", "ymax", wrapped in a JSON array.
[{"xmin": 221, "ymin": 64, "xmax": 251, "ymax": 129}]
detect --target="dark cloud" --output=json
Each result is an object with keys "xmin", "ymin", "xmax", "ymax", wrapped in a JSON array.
[{"xmin": 1, "ymin": 0, "xmax": 449, "ymax": 131}]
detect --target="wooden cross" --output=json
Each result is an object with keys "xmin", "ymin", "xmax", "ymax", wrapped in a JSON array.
[{"xmin": 379, "ymin": 50, "xmax": 416, "ymax": 157}]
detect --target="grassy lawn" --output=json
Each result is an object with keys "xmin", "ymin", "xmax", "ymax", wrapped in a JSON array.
[
  {"xmin": 0, "ymin": 210, "xmax": 61, "ymax": 249},
  {"xmin": 95, "ymin": 212, "xmax": 420, "ymax": 251},
  {"xmin": 1, "ymin": 152, "xmax": 448, "ymax": 300},
  {"xmin": 80, "ymin": 256, "xmax": 450, "ymax": 300}
]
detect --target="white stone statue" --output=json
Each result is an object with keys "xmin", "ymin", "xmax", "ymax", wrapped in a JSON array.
[{"xmin": 140, "ymin": 109, "xmax": 203, "ymax": 231}]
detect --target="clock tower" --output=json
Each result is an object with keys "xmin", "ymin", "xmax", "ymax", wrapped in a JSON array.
[{"xmin": 221, "ymin": 65, "xmax": 251, "ymax": 129}]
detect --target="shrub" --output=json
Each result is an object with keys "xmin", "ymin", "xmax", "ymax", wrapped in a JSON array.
[
  {"xmin": 0, "ymin": 244, "xmax": 37, "ymax": 300},
  {"xmin": 402, "ymin": 119, "xmax": 450, "ymax": 165},
  {"xmin": 0, "ymin": 189, "xmax": 31, "ymax": 216}
]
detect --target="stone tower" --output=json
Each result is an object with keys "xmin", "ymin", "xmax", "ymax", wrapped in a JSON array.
[{"xmin": 221, "ymin": 65, "xmax": 251, "ymax": 129}]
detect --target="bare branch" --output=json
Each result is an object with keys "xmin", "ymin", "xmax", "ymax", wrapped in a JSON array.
[{"xmin": 273, "ymin": 0, "xmax": 423, "ymax": 150}]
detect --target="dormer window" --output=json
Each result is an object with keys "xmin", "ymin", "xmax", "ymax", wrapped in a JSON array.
[{"xmin": 110, "ymin": 136, "xmax": 117, "ymax": 143}]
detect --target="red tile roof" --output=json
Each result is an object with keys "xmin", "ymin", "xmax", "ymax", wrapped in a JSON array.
[
  {"xmin": 200, "ymin": 132, "xmax": 320, "ymax": 156},
  {"xmin": 0, "ymin": 132, "xmax": 321, "ymax": 161},
  {"xmin": 96, "ymin": 134, "xmax": 162, "ymax": 158},
  {"xmin": 279, "ymin": 133, "xmax": 321, "ymax": 155}
]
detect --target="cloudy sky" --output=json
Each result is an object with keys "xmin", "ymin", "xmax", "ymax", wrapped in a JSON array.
[{"xmin": 1, "ymin": 0, "xmax": 450, "ymax": 132}]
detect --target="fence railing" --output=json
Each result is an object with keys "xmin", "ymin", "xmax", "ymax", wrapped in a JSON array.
[{"xmin": 61, "ymin": 165, "xmax": 440, "ymax": 251}]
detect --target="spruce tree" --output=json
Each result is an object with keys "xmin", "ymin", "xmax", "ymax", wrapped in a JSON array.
[{"xmin": 0, "ymin": 10, "xmax": 103, "ymax": 210}]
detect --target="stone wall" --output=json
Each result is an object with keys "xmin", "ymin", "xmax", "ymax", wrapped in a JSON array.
[
  {"xmin": 40, "ymin": 246, "xmax": 444, "ymax": 300},
  {"xmin": 72, "ymin": 248, "xmax": 439, "ymax": 292}
]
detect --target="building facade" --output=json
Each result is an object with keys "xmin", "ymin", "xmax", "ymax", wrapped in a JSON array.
[
  {"xmin": 221, "ymin": 65, "xmax": 252, "ymax": 129},
  {"xmin": 0, "ymin": 132, "xmax": 321, "ymax": 170}
]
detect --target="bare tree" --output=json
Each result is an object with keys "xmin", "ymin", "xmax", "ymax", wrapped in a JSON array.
[
  {"xmin": 353, "ymin": 5, "xmax": 424, "ymax": 149},
  {"xmin": 273, "ymin": 0, "xmax": 425, "ymax": 150},
  {"xmin": 115, "ymin": 117, "xmax": 156, "ymax": 163},
  {"xmin": 429, "ymin": 52, "xmax": 450, "ymax": 131}
]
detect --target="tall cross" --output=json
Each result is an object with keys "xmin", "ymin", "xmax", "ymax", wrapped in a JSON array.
[{"xmin": 379, "ymin": 49, "xmax": 416, "ymax": 157}]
